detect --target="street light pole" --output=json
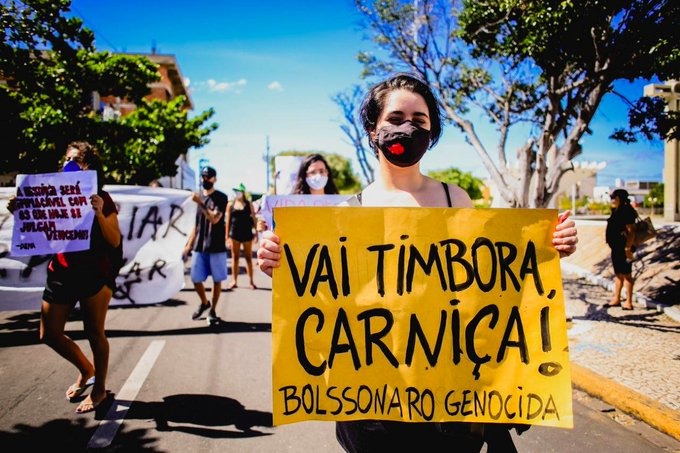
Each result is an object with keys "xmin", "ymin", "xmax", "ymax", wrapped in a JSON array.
[{"xmin": 265, "ymin": 136, "xmax": 270, "ymax": 193}]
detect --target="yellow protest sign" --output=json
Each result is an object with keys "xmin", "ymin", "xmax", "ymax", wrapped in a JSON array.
[{"xmin": 272, "ymin": 207, "xmax": 573, "ymax": 429}]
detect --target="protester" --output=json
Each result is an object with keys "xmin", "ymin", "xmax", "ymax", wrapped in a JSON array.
[
  {"xmin": 183, "ymin": 166, "xmax": 229, "ymax": 325},
  {"xmin": 292, "ymin": 153, "xmax": 340, "ymax": 195},
  {"xmin": 226, "ymin": 183, "xmax": 257, "ymax": 289},
  {"xmin": 256, "ymin": 154, "xmax": 341, "ymax": 232},
  {"xmin": 605, "ymin": 188, "xmax": 638, "ymax": 310},
  {"xmin": 256, "ymin": 73, "xmax": 578, "ymax": 452},
  {"xmin": 7, "ymin": 141, "xmax": 122, "ymax": 414}
]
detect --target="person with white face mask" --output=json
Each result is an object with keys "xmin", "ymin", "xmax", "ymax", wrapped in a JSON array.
[
  {"xmin": 292, "ymin": 153, "xmax": 339, "ymax": 195},
  {"xmin": 255, "ymin": 154, "xmax": 340, "ymax": 232}
]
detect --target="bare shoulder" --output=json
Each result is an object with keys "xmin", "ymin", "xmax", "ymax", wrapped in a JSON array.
[{"xmin": 444, "ymin": 182, "xmax": 474, "ymax": 208}]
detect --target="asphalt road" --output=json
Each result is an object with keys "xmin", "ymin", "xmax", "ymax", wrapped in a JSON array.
[{"xmin": 0, "ymin": 263, "xmax": 678, "ymax": 452}]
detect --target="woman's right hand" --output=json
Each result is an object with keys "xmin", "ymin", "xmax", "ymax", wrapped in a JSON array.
[{"xmin": 257, "ymin": 230, "xmax": 281, "ymax": 278}]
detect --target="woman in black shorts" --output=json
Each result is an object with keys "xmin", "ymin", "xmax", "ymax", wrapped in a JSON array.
[
  {"xmin": 26, "ymin": 141, "xmax": 121, "ymax": 413},
  {"xmin": 226, "ymin": 183, "xmax": 257, "ymax": 289}
]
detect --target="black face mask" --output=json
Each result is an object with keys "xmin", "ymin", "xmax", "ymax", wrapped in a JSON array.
[
  {"xmin": 202, "ymin": 180, "xmax": 214, "ymax": 190},
  {"xmin": 374, "ymin": 121, "xmax": 431, "ymax": 168}
]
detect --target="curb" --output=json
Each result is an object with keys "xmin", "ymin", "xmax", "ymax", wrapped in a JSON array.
[{"xmin": 570, "ymin": 364, "xmax": 680, "ymax": 441}]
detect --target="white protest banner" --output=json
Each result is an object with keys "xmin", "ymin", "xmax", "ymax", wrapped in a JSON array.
[
  {"xmin": 11, "ymin": 171, "xmax": 97, "ymax": 256},
  {"xmin": 260, "ymin": 194, "xmax": 353, "ymax": 230},
  {"xmin": 1, "ymin": 186, "xmax": 196, "ymax": 306}
]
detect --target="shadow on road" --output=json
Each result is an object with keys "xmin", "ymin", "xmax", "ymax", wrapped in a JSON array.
[
  {"xmin": 0, "ymin": 302, "xmax": 271, "ymax": 348},
  {"xmin": 126, "ymin": 393, "xmax": 273, "ymax": 438},
  {"xmin": 0, "ymin": 417, "xmax": 161, "ymax": 452}
]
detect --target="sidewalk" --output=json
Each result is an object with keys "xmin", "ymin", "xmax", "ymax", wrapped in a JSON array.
[{"xmin": 561, "ymin": 257, "xmax": 680, "ymax": 441}]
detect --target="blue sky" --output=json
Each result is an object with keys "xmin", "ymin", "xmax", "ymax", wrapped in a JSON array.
[{"xmin": 68, "ymin": 0, "xmax": 665, "ymax": 194}]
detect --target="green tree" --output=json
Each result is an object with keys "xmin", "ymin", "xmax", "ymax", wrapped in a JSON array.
[
  {"xmin": 353, "ymin": 0, "xmax": 679, "ymax": 207},
  {"xmin": 273, "ymin": 151, "xmax": 362, "ymax": 194},
  {"xmin": 332, "ymin": 85, "xmax": 375, "ymax": 184},
  {"xmin": 102, "ymin": 97, "xmax": 217, "ymax": 185},
  {"xmin": 426, "ymin": 167, "xmax": 483, "ymax": 200},
  {"xmin": 645, "ymin": 183, "xmax": 664, "ymax": 209},
  {"xmin": 0, "ymin": 0, "xmax": 217, "ymax": 184}
]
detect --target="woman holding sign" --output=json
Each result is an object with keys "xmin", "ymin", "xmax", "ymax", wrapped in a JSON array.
[
  {"xmin": 9, "ymin": 141, "xmax": 122, "ymax": 414},
  {"xmin": 257, "ymin": 74, "xmax": 578, "ymax": 452},
  {"xmin": 256, "ymin": 153, "xmax": 340, "ymax": 232}
]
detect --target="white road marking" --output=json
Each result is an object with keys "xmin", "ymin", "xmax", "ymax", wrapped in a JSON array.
[{"xmin": 87, "ymin": 340, "xmax": 165, "ymax": 449}]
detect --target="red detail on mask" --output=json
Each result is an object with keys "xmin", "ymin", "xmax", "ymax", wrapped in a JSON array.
[{"xmin": 388, "ymin": 143, "xmax": 405, "ymax": 155}]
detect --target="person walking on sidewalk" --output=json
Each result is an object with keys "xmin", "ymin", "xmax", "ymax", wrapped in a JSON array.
[
  {"xmin": 183, "ymin": 166, "xmax": 229, "ymax": 325},
  {"xmin": 605, "ymin": 188, "xmax": 638, "ymax": 310},
  {"xmin": 226, "ymin": 183, "xmax": 257, "ymax": 290}
]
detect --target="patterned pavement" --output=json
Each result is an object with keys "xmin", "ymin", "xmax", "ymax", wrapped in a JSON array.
[{"xmin": 559, "ymin": 218, "xmax": 680, "ymax": 441}]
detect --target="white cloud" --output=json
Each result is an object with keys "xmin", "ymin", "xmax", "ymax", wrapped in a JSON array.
[
  {"xmin": 268, "ymin": 81, "xmax": 283, "ymax": 92},
  {"xmin": 204, "ymin": 78, "xmax": 247, "ymax": 93}
]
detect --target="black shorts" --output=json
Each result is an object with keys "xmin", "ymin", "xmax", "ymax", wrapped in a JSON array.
[
  {"xmin": 336, "ymin": 420, "xmax": 484, "ymax": 453},
  {"xmin": 611, "ymin": 247, "xmax": 632, "ymax": 275},
  {"xmin": 42, "ymin": 266, "xmax": 111, "ymax": 305}
]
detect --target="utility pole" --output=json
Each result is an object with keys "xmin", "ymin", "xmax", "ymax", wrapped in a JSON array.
[
  {"xmin": 264, "ymin": 136, "xmax": 270, "ymax": 193},
  {"xmin": 644, "ymin": 80, "xmax": 680, "ymax": 222}
]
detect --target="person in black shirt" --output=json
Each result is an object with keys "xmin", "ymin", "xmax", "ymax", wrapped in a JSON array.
[
  {"xmin": 183, "ymin": 166, "xmax": 229, "ymax": 325},
  {"xmin": 604, "ymin": 189, "xmax": 638, "ymax": 310}
]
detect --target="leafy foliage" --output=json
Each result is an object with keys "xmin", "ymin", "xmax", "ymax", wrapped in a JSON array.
[
  {"xmin": 645, "ymin": 183, "xmax": 664, "ymax": 207},
  {"xmin": 426, "ymin": 167, "xmax": 484, "ymax": 200},
  {"xmin": 353, "ymin": 0, "xmax": 679, "ymax": 207},
  {"xmin": 0, "ymin": 0, "xmax": 217, "ymax": 185},
  {"xmin": 332, "ymin": 85, "xmax": 375, "ymax": 184}
]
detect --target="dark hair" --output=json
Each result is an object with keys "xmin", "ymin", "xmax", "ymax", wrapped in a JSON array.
[
  {"xmin": 360, "ymin": 73, "xmax": 443, "ymax": 156},
  {"xmin": 66, "ymin": 141, "xmax": 105, "ymax": 192},
  {"xmin": 611, "ymin": 189, "xmax": 630, "ymax": 205},
  {"xmin": 292, "ymin": 154, "xmax": 339, "ymax": 195}
]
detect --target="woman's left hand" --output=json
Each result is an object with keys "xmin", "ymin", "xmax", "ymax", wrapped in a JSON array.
[{"xmin": 553, "ymin": 210, "xmax": 578, "ymax": 258}]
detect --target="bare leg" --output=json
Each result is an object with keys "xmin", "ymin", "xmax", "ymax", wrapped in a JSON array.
[
  {"xmin": 610, "ymin": 274, "xmax": 623, "ymax": 305},
  {"xmin": 622, "ymin": 273, "xmax": 634, "ymax": 308},
  {"xmin": 242, "ymin": 240, "xmax": 255, "ymax": 287},
  {"xmin": 230, "ymin": 239, "xmax": 241, "ymax": 287},
  {"xmin": 193, "ymin": 281, "xmax": 210, "ymax": 306},
  {"xmin": 211, "ymin": 280, "xmax": 222, "ymax": 313},
  {"xmin": 40, "ymin": 300, "xmax": 95, "ymax": 389},
  {"xmin": 79, "ymin": 285, "xmax": 112, "ymax": 407}
]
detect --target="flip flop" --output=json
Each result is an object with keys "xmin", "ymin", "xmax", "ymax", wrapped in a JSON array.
[
  {"xmin": 75, "ymin": 393, "xmax": 107, "ymax": 414},
  {"xmin": 249, "ymin": 284, "xmax": 257, "ymax": 290},
  {"xmin": 227, "ymin": 281, "xmax": 237, "ymax": 290},
  {"xmin": 66, "ymin": 376, "xmax": 95, "ymax": 401},
  {"xmin": 621, "ymin": 305, "xmax": 634, "ymax": 310}
]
